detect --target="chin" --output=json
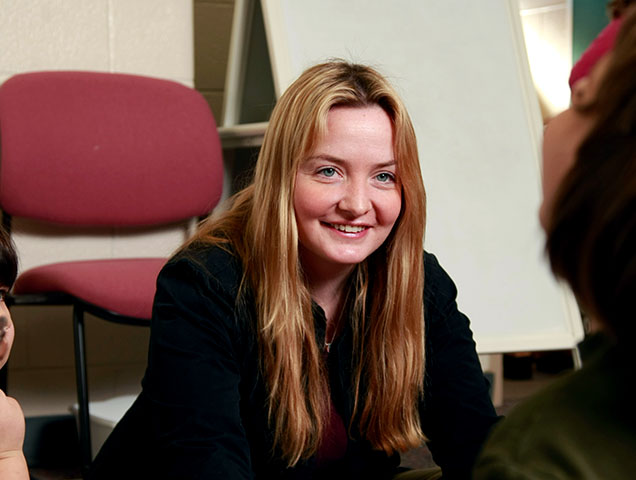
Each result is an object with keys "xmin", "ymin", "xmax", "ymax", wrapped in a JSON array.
[{"xmin": 326, "ymin": 253, "xmax": 372, "ymax": 267}]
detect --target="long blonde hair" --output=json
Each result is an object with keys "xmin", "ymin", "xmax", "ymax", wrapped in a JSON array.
[{"xmin": 192, "ymin": 61, "xmax": 426, "ymax": 465}]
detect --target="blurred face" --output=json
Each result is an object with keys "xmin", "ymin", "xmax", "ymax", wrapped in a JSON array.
[
  {"xmin": 0, "ymin": 287, "xmax": 14, "ymax": 370},
  {"xmin": 539, "ymin": 54, "xmax": 611, "ymax": 229},
  {"xmin": 294, "ymin": 105, "xmax": 402, "ymax": 278}
]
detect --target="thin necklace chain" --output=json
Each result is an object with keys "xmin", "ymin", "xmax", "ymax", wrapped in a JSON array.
[{"xmin": 324, "ymin": 308, "xmax": 344, "ymax": 353}]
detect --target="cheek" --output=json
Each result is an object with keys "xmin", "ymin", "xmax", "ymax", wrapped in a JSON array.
[
  {"xmin": 383, "ymin": 189, "xmax": 403, "ymax": 225},
  {"xmin": 540, "ymin": 139, "xmax": 568, "ymax": 229},
  {"xmin": 541, "ymin": 144, "xmax": 564, "ymax": 203},
  {"xmin": 293, "ymin": 182, "xmax": 311, "ymax": 224},
  {"xmin": 293, "ymin": 179, "xmax": 328, "ymax": 226},
  {"xmin": 540, "ymin": 113, "xmax": 585, "ymax": 228},
  {"xmin": 0, "ymin": 302, "xmax": 10, "ymax": 318}
]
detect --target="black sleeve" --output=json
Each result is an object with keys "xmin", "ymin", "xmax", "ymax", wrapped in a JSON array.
[
  {"xmin": 419, "ymin": 252, "xmax": 501, "ymax": 479},
  {"xmin": 140, "ymin": 252, "xmax": 254, "ymax": 479}
]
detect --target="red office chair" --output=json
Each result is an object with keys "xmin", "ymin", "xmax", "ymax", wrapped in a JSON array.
[{"xmin": 0, "ymin": 71, "xmax": 224, "ymax": 476}]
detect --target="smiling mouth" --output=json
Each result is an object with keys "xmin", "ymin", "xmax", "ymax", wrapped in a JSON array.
[{"xmin": 326, "ymin": 223, "xmax": 368, "ymax": 233}]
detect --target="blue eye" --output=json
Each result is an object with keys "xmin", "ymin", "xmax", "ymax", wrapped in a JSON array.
[
  {"xmin": 319, "ymin": 167, "xmax": 337, "ymax": 177},
  {"xmin": 376, "ymin": 172, "xmax": 395, "ymax": 183}
]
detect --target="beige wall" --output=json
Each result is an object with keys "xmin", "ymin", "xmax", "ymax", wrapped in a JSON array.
[
  {"xmin": 0, "ymin": 0, "xmax": 202, "ymax": 417},
  {"xmin": 0, "ymin": 0, "xmax": 194, "ymax": 87}
]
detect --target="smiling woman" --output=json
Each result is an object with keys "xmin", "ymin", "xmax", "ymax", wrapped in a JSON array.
[
  {"xmin": 294, "ymin": 106, "xmax": 402, "ymax": 291},
  {"xmin": 87, "ymin": 61, "xmax": 499, "ymax": 480},
  {"xmin": 294, "ymin": 105, "xmax": 403, "ymax": 348}
]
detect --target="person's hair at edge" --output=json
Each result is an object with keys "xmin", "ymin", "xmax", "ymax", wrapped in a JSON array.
[
  {"xmin": 608, "ymin": 0, "xmax": 635, "ymax": 19},
  {"xmin": 186, "ymin": 60, "xmax": 427, "ymax": 465},
  {"xmin": 0, "ymin": 226, "xmax": 17, "ymax": 289},
  {"xmin": 546, "ymin": 10, "xmax": 636, "ymax": 338}
]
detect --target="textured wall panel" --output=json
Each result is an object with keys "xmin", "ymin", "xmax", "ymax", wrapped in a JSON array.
[
  {"xmin": 110, "ymin": 0, "xmax": 193, "ymax": 82},
  {"xmin": 0, "ymin": 0, "xmax": 110, "ymax": 72}
]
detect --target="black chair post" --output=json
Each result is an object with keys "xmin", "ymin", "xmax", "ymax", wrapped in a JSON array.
[{"xmin": 73, "ymin": 304, "xmax": 92, "ymax": 476}]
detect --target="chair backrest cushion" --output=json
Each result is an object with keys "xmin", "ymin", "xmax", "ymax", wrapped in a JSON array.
[{"xmin": 0, "ymin": 71, "xmax": 223, "ymax": 226}]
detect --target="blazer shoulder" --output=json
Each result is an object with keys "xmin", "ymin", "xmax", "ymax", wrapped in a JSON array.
[{"xmin": 163, "ymin": 242, "xmax": 244, "ymax": 298}]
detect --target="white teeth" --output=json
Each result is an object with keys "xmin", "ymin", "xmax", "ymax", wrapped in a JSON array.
[{"xmin": 332, "ymin": 224, "xmax": 365, "ymax": 233}]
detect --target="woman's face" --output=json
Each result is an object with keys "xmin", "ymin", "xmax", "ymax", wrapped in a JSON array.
[
  {"xmin": 539, "ymin": 54, "xmax": 611, "ymax": 229},
  {"xmin": 294, "ymin": 105, "xmax": 402, "ymax": 278}
]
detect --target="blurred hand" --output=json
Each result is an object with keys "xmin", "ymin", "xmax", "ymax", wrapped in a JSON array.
[
  {"xmin": 0, "ymin": 389, "xmax": 28, "ymax": 479},
  {"xmin": 0, "ymin": 389, "xmax": 25, "ymax": 456}
]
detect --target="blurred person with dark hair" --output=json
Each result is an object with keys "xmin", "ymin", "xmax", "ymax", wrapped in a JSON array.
[{"xmin": 475, "ymin": 9, "xmax": 636, "ymax": 479}]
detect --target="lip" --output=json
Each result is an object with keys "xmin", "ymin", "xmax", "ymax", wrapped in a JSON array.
[{"xmin": 322, "ymin": 221, "xmax": 370, "ymax": 236}]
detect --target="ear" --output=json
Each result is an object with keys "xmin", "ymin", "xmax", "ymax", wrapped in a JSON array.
[
  {"xmin": 571, "ymin": 53, "xmax": 612, "ymax": 110},
  {"xmin": 571, "ymin": 76, "xmax": 593, "ymax": 109}
]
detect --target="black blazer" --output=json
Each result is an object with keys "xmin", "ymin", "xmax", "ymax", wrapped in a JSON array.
[{"xmin": 88, "ymin": 245, "xmax": 499, "ymax": 479}]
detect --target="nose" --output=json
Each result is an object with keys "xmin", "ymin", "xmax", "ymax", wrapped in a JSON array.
[{"xmin": 337, "ymin": 180, "xmax": 371, "ymax": 218}]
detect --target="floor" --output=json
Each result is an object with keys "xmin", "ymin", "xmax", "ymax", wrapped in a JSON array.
[{"xmin": 29, "ymin": 356, "xmax": 573, "ymax": 479}]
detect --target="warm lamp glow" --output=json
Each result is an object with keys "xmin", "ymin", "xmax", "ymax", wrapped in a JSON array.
[{"xmin": 521, "ymin": 21, "xmax": 572, "ymax": 119}]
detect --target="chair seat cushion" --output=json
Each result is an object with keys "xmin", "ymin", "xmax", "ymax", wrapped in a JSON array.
[{"xmin": 13, "ymin": 258, "xmax": 167, "ymax": 320}]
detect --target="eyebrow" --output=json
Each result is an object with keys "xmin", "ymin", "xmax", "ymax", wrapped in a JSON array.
[{"xmin": 305, "ymin": 154, "xmax": 397, "ymax": 169}]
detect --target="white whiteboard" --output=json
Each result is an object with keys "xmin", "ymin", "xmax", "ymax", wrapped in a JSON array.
[{"xmin": 225, "ymin": 0, "xmax": 584, "ymax": 354}]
